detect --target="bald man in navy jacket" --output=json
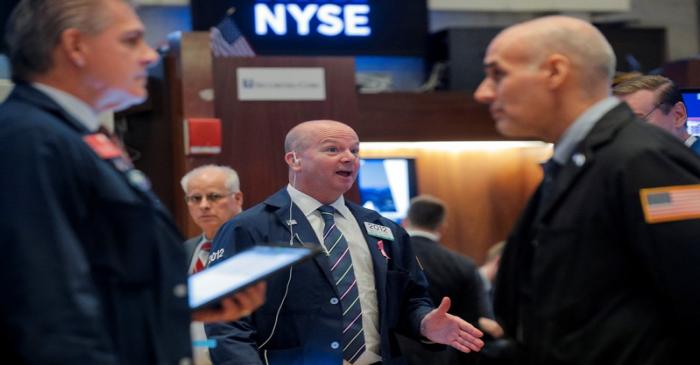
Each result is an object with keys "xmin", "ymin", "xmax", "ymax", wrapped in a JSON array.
[{"xmin": 206, "ymin": 120, "xmax": 484, "ymax": 365}]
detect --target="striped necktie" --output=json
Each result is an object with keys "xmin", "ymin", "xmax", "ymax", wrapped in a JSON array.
[{"xmin": 318, "ymin": 205, "xmax": 365, "ymax": 363}]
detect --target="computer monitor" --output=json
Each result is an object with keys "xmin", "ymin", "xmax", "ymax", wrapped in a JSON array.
[
  {"xmin": 681, "ymin": 88, "xmax": 700, "ymax": 135},
  {"xmin": 357, "ymin": 158, "xmax": 417, "ymax": 223}
]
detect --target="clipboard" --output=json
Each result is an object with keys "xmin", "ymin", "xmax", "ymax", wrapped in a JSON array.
[{"xmin": 188, "ymin": 244, "xmax": 321, "ymax": 310}]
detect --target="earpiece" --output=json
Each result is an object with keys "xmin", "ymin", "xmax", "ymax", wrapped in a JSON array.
[{"xmin": 292, "ymin": 151, "xmax": 302, "ymax": 166}]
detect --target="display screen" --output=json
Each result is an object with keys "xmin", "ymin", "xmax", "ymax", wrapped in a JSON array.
[
  {"xmin": 681, "ymin": 89, "xmax": 700, "ymax": 135},
  {"xmin": 191, "ymin": 0, "xmax": 428, "ymax": 56},
  {"xmin": 358, "ymin": 158, "xmax": 417, "ymax": 223}
]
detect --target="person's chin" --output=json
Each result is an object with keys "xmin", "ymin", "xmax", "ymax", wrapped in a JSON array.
[
  {"xmin": 334, "ymin": 182, "xmax": 354, "ymax": 195},
  {"xmin": 334, "ymin": 175, "xmax": 355, "ymax": 188},
  {"xmin": 121, "ymin": 89, "xmax": 148, "ymax": 109},
  {"xmin": 197, "ymin": 220, "xmax": 220, "ymax": 230},
  {"xmin": 100, "ymin": 89, "xmax": 147, "ymax": 112},
  {"xmin": 495, "ymin": 119, "xmax": 520, "ymax": 137}
]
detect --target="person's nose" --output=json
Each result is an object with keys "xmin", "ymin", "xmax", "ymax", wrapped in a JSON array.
[
  {"xmin": 142, "ymin": 44, "xmax": 160, "ymax": 68},
  {"xmin": 198, "ymin": 197, "xmax": 212, "ymax": 209},
  {"xmin": 341, "ymin": 150, "xmax": 357, "ymax": 163},
  {"xmin": 474, "ymin": 78, "xmax": 495, "ymax": 104}
]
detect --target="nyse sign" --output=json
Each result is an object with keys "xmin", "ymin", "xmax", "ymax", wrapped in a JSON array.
[{"xmin": 254, "ymin": 1, "xmax": 371, "ymax": 37}]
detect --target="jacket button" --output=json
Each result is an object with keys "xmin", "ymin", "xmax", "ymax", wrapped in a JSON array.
[
  {"xmin": 532, "ymin": 240, "xmax": 540, "ymax": 247},
  {"xmin": 330, "ymin": 297, "xmax": 339, "ymax": 305},
  {"xmin": 173, "ymin": 283, "xmax": 187, "ymax": 298},
  {"xmin": 331, "ymin": 341, "xmax": 340, "ymax": 349}
]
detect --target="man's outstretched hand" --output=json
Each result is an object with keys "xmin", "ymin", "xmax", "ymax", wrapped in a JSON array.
[
  {"xmin": 420, "ymin": 297, "xmax": 484, "ymax": 353},
  {"xmin": 192, "ymin": 282, "xmax": 266, "ymax": 323}
]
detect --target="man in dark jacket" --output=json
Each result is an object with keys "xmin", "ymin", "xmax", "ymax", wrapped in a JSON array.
[
  {"xmin": 0, "ymin": 1, "xmax": 263, "ymax": 364},
  {"xmin": 397, "ymin": 195, "xmax": 492, "ymax": 365},
  {"xmin": 206, "ymin": 120, "xmax": 484, "ymax": 365},
  {"xmin": 474, "ymin": 15, "xmax": 700, "ymax": 365}
]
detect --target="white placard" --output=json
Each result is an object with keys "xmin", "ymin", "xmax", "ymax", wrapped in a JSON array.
[{"xmin": 237, "ymin": 67, "xmax": 326, "ymax": 101}]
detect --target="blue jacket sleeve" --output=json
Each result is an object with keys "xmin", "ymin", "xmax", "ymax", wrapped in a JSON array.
[
  {"xmin": 205, "ymin": 219, "xmax": 264, "ymax": 365},
  {"xmin": 0, "ymin": 130, "xmax": 117, "ymax": 364}
]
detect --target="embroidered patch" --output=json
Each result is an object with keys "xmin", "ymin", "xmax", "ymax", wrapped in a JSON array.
[
  {"xmin": 639, "ymin": 184, "xmax": 700, "ymax": 223},
  {"xmin": 82, "ymin": 133, "xmax": 122, "ymax": 159}
]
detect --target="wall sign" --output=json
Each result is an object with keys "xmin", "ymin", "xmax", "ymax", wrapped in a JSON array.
[
  {"xmin": 236, "ymin": 67, "xmax": 326, "ymax": 101},
  {"xmin": 191, "ymin": 0, "xmax": 428, "ymax": 56},
  {"xmin": 254, "ymin": 3, "xmax": 371, "ymax": 36}
]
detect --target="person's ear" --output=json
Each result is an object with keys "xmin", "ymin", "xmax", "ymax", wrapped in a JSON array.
[
  {"xmin": 671, "ymin": 101, "xmax": 688, "ymax": 129},
  {"xmin": 285, "ymin": 151, "xmax": 302, "ymax": 170},
  {"xmin": 234, "ymin": 191, "xmax": 244, "ymax": 206},
  {"xmin": 60, "ymin": 28, "xmax": 87, "ymax": 68},
  {"xmin": 543, "ymin": 53, "xmax": 570, "ymax": 90}
]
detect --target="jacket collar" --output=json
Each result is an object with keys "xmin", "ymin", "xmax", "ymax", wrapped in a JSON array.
[
  {"xmin": 262, "ymin": 188, "xmax": 389, "ymax": 296},
  {"xmin": 538, "ymin": 103, "xmax": 636, "ymax": 222},
  {"xmin": 9, "ymin": 83, "xmax": 90, "ymax": 134}
]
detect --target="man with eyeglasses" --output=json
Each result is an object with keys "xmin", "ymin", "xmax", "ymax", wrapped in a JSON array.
[
  {"xmin": 181, "ymin": 164, "xmax": 247, "ymax": 365},
  {"xmin": 613, "ymin": 75, "xmax": 700, "ymax": 154},
  {"xmin": 181, "ymin": 164, "xmax": 244, "ymax": 273}
]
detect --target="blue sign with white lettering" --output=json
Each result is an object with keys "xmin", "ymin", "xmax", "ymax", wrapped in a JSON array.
[
  {"xmin": 191, "ymin": 0, "xmax": 427, "ymax": 56},
  {"xmin": 254, "ymin": 3, "xmax": 371, "ymax": 37}
]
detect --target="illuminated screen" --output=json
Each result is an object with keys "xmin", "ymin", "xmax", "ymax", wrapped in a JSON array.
[
  {"xmin": 191, "ymin": 0, "xmax": 428, "ymax": 56},
  {"xmin": 682, "ymin": 89, "xmax": 700, "ymax": 135},
  {"xmin": 358, "ymin": 158, "xmax": 417, "ymax": 223}
]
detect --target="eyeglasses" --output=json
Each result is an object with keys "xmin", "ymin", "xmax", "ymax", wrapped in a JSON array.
[
  {"xmin": 641, "ymin": 104, "xmax": 661, "ymax": 121},
  {"xmin": 185, "ymin": 192, "xmax": 234, "ymax": 204}
]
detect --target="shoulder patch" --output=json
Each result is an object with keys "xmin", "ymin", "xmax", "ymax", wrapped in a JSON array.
[
  {"xmin": 82, "ymin": 133, "xmax": 122, "ymax": 159},
  {"xmin": 639, "ymin": 184, "xmax": 700, "ymax": 223}
]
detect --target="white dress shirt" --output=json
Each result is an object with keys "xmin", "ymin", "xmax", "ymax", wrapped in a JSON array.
[
  {"xmin": 189, "ymin": 234, "xmax": 213, "ymax": 365},
  {"xmin": 287, "ymin": 185, "xmax": 382, "ymax": 365}
]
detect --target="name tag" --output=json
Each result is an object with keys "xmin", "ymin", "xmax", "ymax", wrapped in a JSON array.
[
  {"xmin": 209, "ymin": 248, "xmax": 224, "ymax": 264},
  {"xmin": 364, "ymin": 222, "xmax": 394, "ymax": 241}
]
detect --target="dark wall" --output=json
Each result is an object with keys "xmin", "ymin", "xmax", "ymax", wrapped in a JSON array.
[
  {"xmin": 0, "ymin": 0, "xmax": 20, "ymax": 53},
  {"xmin": 598, "ymin": 26, "xmax": 667, "ymax": 73},
  {"xmin": 429, "ymin": 26, "xmax": 667, "ymax": 91}
]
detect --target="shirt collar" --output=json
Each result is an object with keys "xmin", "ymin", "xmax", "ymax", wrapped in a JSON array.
[
  {"xmin": 406, "ymin": 228, "xmax": 440, "ymax": 242},
  {"xmin": 553, "ymin": 96, "xmax": 620, "ymax": 164},
  {"xmin": 32, "ymin": 82, "xmax": 100, "ymax": 132},
  {"xmin": 286, "ymin": 184, "xmax": 350, "ymax": 219},
  {"xmin": 685, "ymin": 135, "xmax": 697, "ymax": 147}
]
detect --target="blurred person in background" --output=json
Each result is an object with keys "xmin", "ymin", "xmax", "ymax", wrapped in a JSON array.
[{"xmin": 0, "ymin": 1, "xmax": 264, "ymax": 363}]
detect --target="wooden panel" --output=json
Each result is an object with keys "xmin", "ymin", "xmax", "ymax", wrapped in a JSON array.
[
  {"xmin": 212, "ymin": 57, "xmax": 360, "ymax": 211},
  {"xmin": 662, "ymin": 59, "xmax": 700, "ymax": 88},
  {"xmin": 166, "ymin": 32, "xmax": 217, "ymax": 237},
  {"xmin": 357, "ymin": 92, "xmax": 505, "ymax": 141},
  {"xmin": 361, "ymin": 145, "xmax": 551, "ymax": 264},
  {"xmin": 163, "ymin": 32, "xmax": 541, "ymax": 240}
]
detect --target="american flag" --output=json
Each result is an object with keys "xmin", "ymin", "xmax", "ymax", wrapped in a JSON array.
[
  {"xmin": 210, "ymin": 8, "xmax": 256, "ymax": 57},
  {"xmin": 640, "ymin": 184, "xmax": 700, "ymax": 223}
]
